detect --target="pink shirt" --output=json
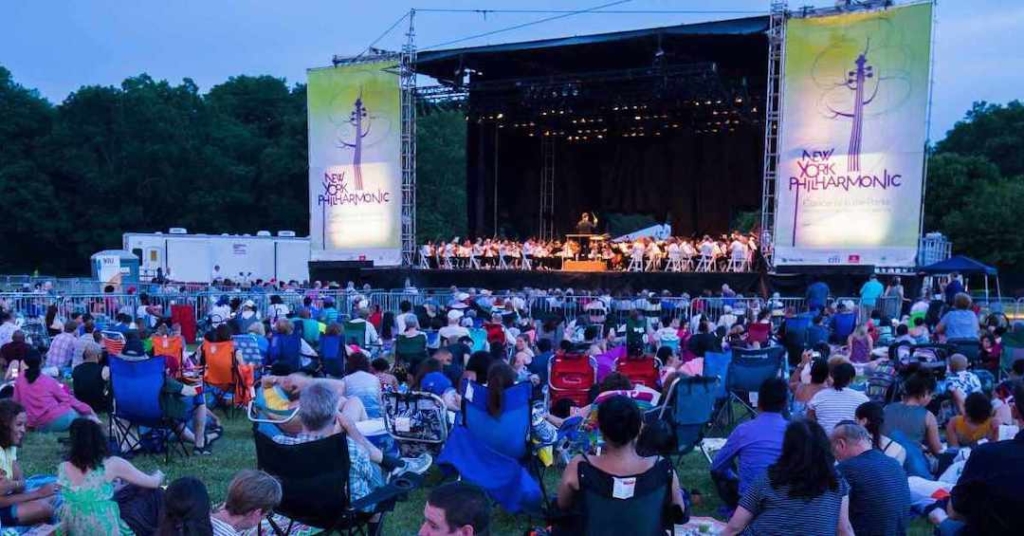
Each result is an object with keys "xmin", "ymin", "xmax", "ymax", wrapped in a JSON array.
[{"xmin": 12, "ymin": 374, "xmax": 92, "ymax": 429}]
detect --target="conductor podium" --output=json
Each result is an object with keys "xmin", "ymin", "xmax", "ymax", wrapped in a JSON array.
[{"xmin": 562, "ymin": 234, "xmax": 608, "ymax": 272}]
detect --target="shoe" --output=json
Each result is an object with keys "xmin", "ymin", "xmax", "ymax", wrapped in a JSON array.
[
  {"xmin": 193, "ymin": 447, "xmax": 212, "ymax": 456},
  {"xmin": 392, "ymin": 452, "xmax": 432, "ymax": 477}
]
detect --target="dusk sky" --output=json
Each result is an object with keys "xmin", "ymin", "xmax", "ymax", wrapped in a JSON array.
[{"xmin": 3, "ymin": 0, "xmax": 1022, "ymax": 141}]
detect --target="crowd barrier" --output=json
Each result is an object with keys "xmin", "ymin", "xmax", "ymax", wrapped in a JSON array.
[{"xmin": 0, "ymin": 288, "xmax": 937, "ymax": 338}]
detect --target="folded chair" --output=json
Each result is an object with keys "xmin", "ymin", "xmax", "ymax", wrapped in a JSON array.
[
  {"xmin": 437, "ymin": 381, "xmax": 542, "ymax": 514},
  {"xmin": 253, "ymin": 426, "xmax": 417, "ymax": 536},
  {"xmin": 108, "ymin": 356, "xmax": 189, "ymax": 463},
  {"xmin": 548, "ymin": 351, "xmax": 598, "ymax": 409}
]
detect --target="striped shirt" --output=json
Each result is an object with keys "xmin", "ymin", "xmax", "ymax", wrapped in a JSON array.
[
  {"xmin": 807, "ymin": 387, "xmax": 869, "ymax": 435},
  {"xmin": 46, "ymin": 332, "xmax": 78, "ymax": 369},
  {"xmin": 210, "ymin": 516, "xmax": 239, "ymax": 536},
  {"xmin": 739, "ymin": 472, "xmax": 849, "ymax": 536}
]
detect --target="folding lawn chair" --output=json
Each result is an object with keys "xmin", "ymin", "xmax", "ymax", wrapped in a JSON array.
[
  {"xmin": 547, "ymin": 351, "xmax": 598, "ymax": 409},
  {"xmin": 108, "ymin": 355, "xmax": 190, "ymax": 463},
  {"xmin": 253, "ymin": 426, "xmax": 418, "ymax": 536},
  {"xmin": 654, "ymin": 375, "xmax": 720, "ymax": 465},
  {"xmin": 712, "ymin": 346, "xmax": 786, "ymax": 430},
  {"xmin": 614, "ymin": 354, "xmax": 660, "ymax": 389}
]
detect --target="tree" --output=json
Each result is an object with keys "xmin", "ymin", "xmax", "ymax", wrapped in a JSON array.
[
  {"xmin": 415, "ymin": 110, "xmax": 466, "ymax": 241},
  {"xmin": 936, "ymin": 101, "xmax": 1024, "ymax": 178},
  {"xmin": 941, "ymin": 178, "xmax": 1024, "ymax": 268},
  {"xmin": 923, "ymin": 153, "xmax": 1001, "ymax": 232}
]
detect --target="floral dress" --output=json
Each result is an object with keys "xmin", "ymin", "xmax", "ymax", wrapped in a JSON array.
[{"xmin": 57, "ymin": 462, "xmax": 134, "ymax": 535}]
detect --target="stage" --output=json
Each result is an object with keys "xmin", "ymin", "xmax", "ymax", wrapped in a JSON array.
[{"xmin": 309, "ymin": 263, "xmax": 891, "ymax": 297}]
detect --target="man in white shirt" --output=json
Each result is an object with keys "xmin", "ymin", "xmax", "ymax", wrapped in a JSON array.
[
  {"xmin": 439, "ymin": 309, "xmax": 470, "ymax": 345},
  {"xmin": 717, "ymin": 305, "xmax": 738, "ymax": 330}
]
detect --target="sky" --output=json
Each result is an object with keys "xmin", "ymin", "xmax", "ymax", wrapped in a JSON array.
[{"xmin": 2, "ymin": 0, "xmax": 1023, "ymax": 141}]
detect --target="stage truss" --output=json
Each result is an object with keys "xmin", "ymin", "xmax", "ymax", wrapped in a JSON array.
[
  {"xmin": 400, "ymin": 12, "xmax": 418, "ymax": 267},
  {"xmin": 759, "ymin": 0, "xmax": 788, "ymax": 270}
]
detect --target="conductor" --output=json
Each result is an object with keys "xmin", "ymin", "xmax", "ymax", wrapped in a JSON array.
[{"xmin": 576, "ymin": 212, "xmax": 598, "ymax": 235}]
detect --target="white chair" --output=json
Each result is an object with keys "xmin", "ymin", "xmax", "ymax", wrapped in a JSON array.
[
  {"xmin": 521, "ymin": 255, "xmax": 532, "ymax": 270},
  {"xmin": 469, "ymin": 253, "xmax": 481, "ymax": 270},
  {"xmin": 441, "ymin": 252, "xmax": 454, "ymax": 270},
  {"xmin": 498, "ymin": 252, "xmax": 510, "ymax": 270},
  {"xmin": 665, "ymin": 251, "xmax": 683, "ymax": 272},
  {"xmin": 627, "ymin": 252, "xmax": 644, "ymax": 272},
  {"xmin": 695, "ymin": 254, "xmax": 715, "ymax": 273},
  {"xmin": 418, "ymin": 252, "xmax": 430, "ymax": 269},
  {"xmin": 728, "ymin": 256, "xmax": 749, "ymax": 272}
]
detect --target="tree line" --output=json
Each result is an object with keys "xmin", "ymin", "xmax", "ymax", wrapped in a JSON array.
[{"xmin": 0, "ymin": 64, "xmax": 1019, "ymax": 273}]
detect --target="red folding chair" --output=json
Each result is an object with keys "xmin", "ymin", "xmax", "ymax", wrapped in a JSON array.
[
  {"xmin": 547, "ymin": 351, "xmax": 597, "ymax": 408},
  {"xmin": 615, "ymin": 354, "xmax": 660, "ymax": 389},
  {"xmin": 747, "ymin": 323, "xmax": 771, "ymax": 346}
]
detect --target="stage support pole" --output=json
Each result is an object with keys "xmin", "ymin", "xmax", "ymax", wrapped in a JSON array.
[
  {"xmin": 759, "ymin": 0, "xmax": 788, "ymax": 270},
  {"xmin": 400, "ymin": 9, "xmax": 418, "ymax": 266},
  {"xmin": 539, "ymin": 134, "xmax": 556, "ymax": 241}
]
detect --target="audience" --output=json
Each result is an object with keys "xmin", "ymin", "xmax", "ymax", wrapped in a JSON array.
[
  {"xmin": 806, "ymin": 362, "xmax": 869, "ymax": 434},
  {"xmin": 936, "ymin": 293, "xmax": 979, "ymax": 341},
  {"xmin": 0, "ymin": 400, "xmax": 57, "ymax": 525},
  {"xmin": 942, "ymin": 381, "xmax": 1024, "ymax": 534},
  {"xmin": 945, "ymin": 391, "xmax": 998, "ymax": 448},
  {"xmin": 722, "ymin": 420, "xmax": 853, "ymax": 536},
  {"xmin": 790, "ymin": 354, "xmax": 828, "ymax": 417},
  {"xmin": 71, "ymin": 345, "xmax": 109, "ymax": 413},
  {"xmin": 557, "ymin": 395, "xmax": 686, "ymax": 533},
  {"xmin": 710, "ymin": 378, "xmax": 788, "ymax": 511},
  {"xmin": 882, "ymin": 371, "xmax": 944, "ymax": 456},
  {"xmin": 57, "ymin": 418, "xmax": 164, "ymax": 534},
  {"xmin": 419, "ymin": 482, "xmax": 491, "ymax": 536},
  {"xmin": 157, "ymin": 477, "xmax": 213, "ymax": 536},
  {"xmin": 831, "ymin": 421, "xmax": 911, "ymax": 536},
  {"xmin": 855, "ymin": 401, "xmax": 907, "ymax": 465},
  {"xmin": 209, "ymin": 470, "xmax": 283, "ymax": 536},
  {"xmin": 12, "ymin": 350, "xmax": 98, "ymax": 432}
]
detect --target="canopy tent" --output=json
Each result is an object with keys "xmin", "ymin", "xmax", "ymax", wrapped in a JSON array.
[{"xmin": 919, "ymin": 255, "xmax": 1000, "ymax": 301}]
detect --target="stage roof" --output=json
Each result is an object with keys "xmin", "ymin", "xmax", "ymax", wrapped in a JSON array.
[{"xmin": 415, "ymin": 16, "xmax": 769, "ymax": 84}]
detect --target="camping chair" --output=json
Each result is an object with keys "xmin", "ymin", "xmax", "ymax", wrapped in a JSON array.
[
  {"xmin": 782, "ymin": 314, "xmax": 812, "ymax": 366},
  {"xmin": 252, "ymin": 426, "xmax": 417, "ymax": 536},
  {"xmin": 233, "ymin": 334, "xmax": 265, "ymax": 367},
  {"xmin": 267, "ymin": 331, "xmax": 302, "ymax": 374},
  {"xmin": 437, "ymin": 381, "xmax": 543, "ymax": 514},
  {"xmin": 343, "ymin": 320, "xmax": 367, "ymax": 347},
  {"xmin": 569, "ymin": 454, "xmax": 680, "ymax": 536},
  {"xmin": 201, "ymin": 339, "xmax": 241, "ymax": 415},
  {"xmin": 1000, "ymin": 329, "xmax": 1024, "ymax": 379},
  {"xmin": 100, "ymin": 330, "xmax": 127, "ymax": 356},
  {"xmin": 247, "ymin": 384, "xmax": 299, "ymax": 426},
  {"xmin": 614, "ymin": 354, "xmax": 660, "ymax": 389},
  {"xmin": 654, "ymin": 375, "xmax": 720, "ymax": 465},
  {"xmin": 382, "ymin": 390, "xmax": 449, "ymax": 457},
  {"xmin": 319, "ymin": 333, "xmax": 345, "ymax": 378},
  {"xmin": 713, "ymin": 347, "xmax": 786, "ymax": 429},
  {"xmin": 657, "ymin": 337, "xmax": 680, "ymax": 356},
  {"xmin": 946, "ymin": 338, "xmax": 981, "ymax": 366},
  {"xmin": 150, "ymin": 334, "xmax": 185, "ymax": 368},
  {"xmin": 108, "ymin": 356, "xmax": 189, "ymax": 463},
  {"xmin": 746, "ymin": 323, "xmax": 771, "ymax": 346},
  {"xmin": 394, "ymin": 333, "xmax": 428, "ymax": 372},
  {"xmin": 830, "ymin": 312, "xmax": 857, "ymax": 343},
  {"xmin": 469, "ymin": 328, "xmax": 488, "ymax": 352},
  {"xmin": 547, "ymin": 351, "xmax": 598, "ymax": 409}
]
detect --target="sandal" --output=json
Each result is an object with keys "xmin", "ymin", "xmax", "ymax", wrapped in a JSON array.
[
  {"xmin": 204, "ymin": 430, "xmax": 223, "ymax": 450},
  {"xmin": 193, "ymin": 447, "xmax": 212, "ymax": 456}
]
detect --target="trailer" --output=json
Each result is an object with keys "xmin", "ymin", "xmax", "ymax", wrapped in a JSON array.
[{"xmin": 123, "ymin": 229, "xmax": 310, "ymax": 283}]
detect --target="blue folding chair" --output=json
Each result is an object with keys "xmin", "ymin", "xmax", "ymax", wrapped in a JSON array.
[
  {"xmin": 318, "ymin": 334, "xmax": 344, "ymax": 378},
  {"xmin": 469, "ymin": 328, "xmax": 488, "ymax": 352},
  {"xmin": 831, "ymin": 312, "xmax": 857, "ymax": 342},
  {"xmin": 267, "ymin": 332, "xmax": 302, "ymax": 373},
  {"xmin": 714, "ymin": 347, "xmax": 786, "ymax": 430},
  {"xmin": 655, "ymin": 375, "xmax": 720, "ymax": 464},
  {"xmin": 233, "ymin": 335, "xmax": 264, "ymax": 366},
  {"xmin": 108, "ymin": 356, "xmax": 189, "ymax": 462},
  {"xmin": 437, "ymin": 381, "xmax": 542, "ymax": 514},
  {"xmin": 782, "ymin": 314, "xmax": 812, "ymax": 365}
]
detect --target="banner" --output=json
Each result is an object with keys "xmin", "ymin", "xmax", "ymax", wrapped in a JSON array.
[
  {"xmin": 308, "ymin": 61, "xmax": 402, "ymax": 265},
  {"xmin": 774, "ymin": 3, "xmax": 932, "ymax": 267}
]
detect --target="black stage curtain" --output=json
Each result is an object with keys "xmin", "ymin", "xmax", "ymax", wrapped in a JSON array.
[{"xmin": 467, "ymin": 125, "xmax": 763, "ymax": 239}]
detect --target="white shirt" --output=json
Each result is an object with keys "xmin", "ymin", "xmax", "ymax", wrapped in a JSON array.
[
  {"xmin": 269, "ymin": 303, "xmax": 290, "ymax": 321},
  {"xmin": 730, "ymin": 241, "xmax": 747, "ymax": 260},
  {"xmin": 807, "ymin": 387, "xmax": 869, "ymax": 434},
  {"xmin": 439, "ymin": 324, "xmax": 470, "ymax": 344},
  {"xmin": 209, "ymin": 304, "xmax": 232, "ymax": 326},
  {"xmin": 0, "ymin": 322, "xmax": 17, "ymax": 347}
]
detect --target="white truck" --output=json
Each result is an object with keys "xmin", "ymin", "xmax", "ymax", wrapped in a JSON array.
[{"xmin": 123, "ymin": 229, "xmax": 310, "ymax": 283}]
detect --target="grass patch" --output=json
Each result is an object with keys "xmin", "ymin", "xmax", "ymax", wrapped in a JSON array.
[{"xmin": 20, "ymin": 412, "xmax": 934, "ymax": 535}]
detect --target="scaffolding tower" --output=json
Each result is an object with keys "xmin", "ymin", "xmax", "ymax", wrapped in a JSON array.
[
  {"xmin": 759, "ymin": 1, "xmax": 788, "ymax": 270},
  {"xmin": 539, "ymin": 134, "xmax": 557, "ymax": 241},
  {"xmin": 400, "ymin": 10, "xmax": 418, "ymax": 266}
]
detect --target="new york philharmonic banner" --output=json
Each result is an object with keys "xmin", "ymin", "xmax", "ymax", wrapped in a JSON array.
[
  {"xmin": 774, "ymin": 3, "xmax": 932, "ymax": 266},
  {"xmin": 308, "ymin": 61, "xmax": 401, "ymax": 265}
]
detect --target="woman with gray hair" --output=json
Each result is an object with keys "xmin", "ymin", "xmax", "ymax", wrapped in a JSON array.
[{"xmin": 270, "ymin": 381, "xmax": 430, "ymax": 505}]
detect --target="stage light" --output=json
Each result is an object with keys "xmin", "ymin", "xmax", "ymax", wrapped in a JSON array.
[
  {"xmin": 497, "ymin": 113, "xmax": 504, "ymax": 119},
  {"xmin": 634, "ymin": 115, "xmax": 641, "ymax": 120}
]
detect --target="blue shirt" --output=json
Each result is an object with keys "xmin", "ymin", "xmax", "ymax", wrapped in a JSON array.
[
  {"xmin": 711, "ymin": 412, "xmax": 787, "ymax": 495},
  {"xmin": 838, "ymin": 449, "xmax": 911, "ymax": 536},
  {"xmin": 420, "ymin": 371, "xmax": 453, "ymax": 397},
  {"xmin": 859, "ymin": 280, "xmax": 884, "ymax": 306},
  {"xmin": 806, "ymin": 282, "xmax": 830, "ymax": 309},
  {"xmin": 940, "ymin": 309, "xmax": 979, "ymax": 340}
]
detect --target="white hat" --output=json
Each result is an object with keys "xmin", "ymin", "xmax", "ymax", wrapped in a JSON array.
[
  {"xmin": 243, "ymin": 299, "xmax": 256, "ymax": 308},
  {"xmin": 447, "ymin": 309, "xmax": 464, "ymax": 321},
  {"xmin": 723, "ymin": 305, "xmax": 733, "ymax": 313},
  {"xmin": 456, "ymin": 292, "xmax": 470, "ymax": 301}
]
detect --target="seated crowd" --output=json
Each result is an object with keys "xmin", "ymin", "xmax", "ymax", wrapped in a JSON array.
[{"xmin": 0, "ymin": 273, "xmax": 1021, "ymax": 535}]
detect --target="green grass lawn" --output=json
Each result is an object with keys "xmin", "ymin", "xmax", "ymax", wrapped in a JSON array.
[{"xmin": 20, "ymin": 412, "xmax": 935, "ymax": 535}]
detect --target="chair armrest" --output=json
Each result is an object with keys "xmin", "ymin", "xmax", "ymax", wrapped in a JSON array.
[{"xmin": 348, "ymin": 475, "xmax": 419, "ymax": 512}]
